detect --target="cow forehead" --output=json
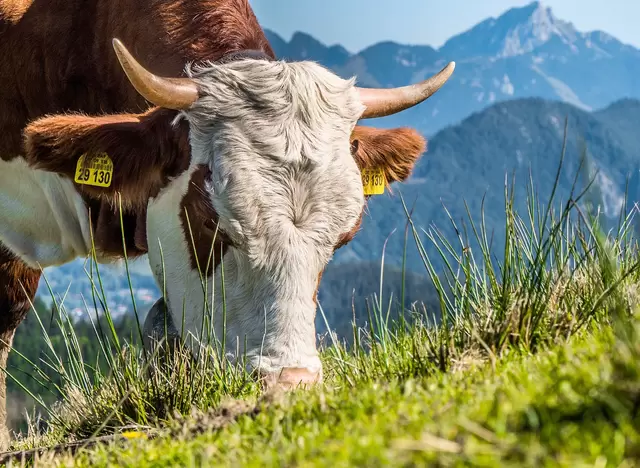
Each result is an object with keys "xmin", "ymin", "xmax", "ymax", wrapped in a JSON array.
[
  {"xmin": 184, "ymin": 59, "xmax": 365, "ymax": 136},
  {"xmin": 183, "ymin": 58, "xmax": 365, "ymax": 173}
]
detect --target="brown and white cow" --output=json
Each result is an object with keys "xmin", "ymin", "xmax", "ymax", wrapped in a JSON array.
[{"xmin": 0, "ymin": 0, "xmax": 454, "ymax": 445}]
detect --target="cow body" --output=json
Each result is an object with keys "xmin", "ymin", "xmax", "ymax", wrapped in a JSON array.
[{"xmin": 0, "ymin": 0, "xmax": 453, "ymax": 447}]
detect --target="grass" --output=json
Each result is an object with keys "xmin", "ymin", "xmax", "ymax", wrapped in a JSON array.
[
  {"xmin": 50, "ymin": 323, "xmax": 640, "ymax": 466},
  {"xmin": 5, "ymin": 128, "xmax": 640, "ymax": 466}
]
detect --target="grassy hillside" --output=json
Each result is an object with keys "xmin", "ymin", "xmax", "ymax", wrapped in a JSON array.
[
  {"xmin": 49, "ymin": 323, "xmax": 640, "ymax": 466},
  {"xmin": 5, "ymin": 301, "xmax": 142, "ymax": 435},
  {"xmin": 6, "ymin": 265, "xmax": 438, "ymax": 434},
  {"xmin": 5, "ymin": 144, "xmax": 640, "ymax": 465}
]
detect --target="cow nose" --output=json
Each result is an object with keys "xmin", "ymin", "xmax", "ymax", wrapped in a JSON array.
[{"xmin": 259, "ymin": 367, "xmax": 322, "ymax": 391}]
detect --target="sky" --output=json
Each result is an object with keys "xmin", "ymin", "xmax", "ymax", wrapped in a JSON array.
[{"xmin": 249, "ymin": 0, "xmax": 639, "ymax": 53}]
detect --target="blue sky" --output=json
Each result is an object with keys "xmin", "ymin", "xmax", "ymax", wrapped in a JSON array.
[{"xmin": 249, "ymin": 1, "xmax": 638, "ymax": 53}]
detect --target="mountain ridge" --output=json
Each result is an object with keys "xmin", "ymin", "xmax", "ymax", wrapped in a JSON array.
[{"xmin": 265, "ymin": 1, "xmax": 640, "ymax": 135}]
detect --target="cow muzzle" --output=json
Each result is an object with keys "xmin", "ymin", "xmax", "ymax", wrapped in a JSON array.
[{"xmin": 258, "ymin": 367, "xmax": 323, "ymax": 392}]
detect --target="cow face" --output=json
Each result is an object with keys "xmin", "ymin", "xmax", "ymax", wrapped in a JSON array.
[
  {"xmin": 23, "ymin": 39, "xmax": 454, "ymax": 388},
  {"xmin": 145, "ymin": 58, "xmax": 367, "ymax": 382}
]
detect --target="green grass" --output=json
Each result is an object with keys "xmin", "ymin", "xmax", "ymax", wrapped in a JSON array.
[
  {"xmin": 50, "ymin": 322, "xmax": 640, "ymax": 467},
  {"xmin": 5, "ymin": 131, "xmax": 640, "ymax": 466}
]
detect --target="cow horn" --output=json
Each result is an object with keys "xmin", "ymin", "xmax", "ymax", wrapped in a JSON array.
[
  {"xmin": 357, "ymin": 61, "xmax": 455, "ymax": 119},
  {"xmin": 112, "ymin": 38, "xmax": 199, "ymax": 110}
]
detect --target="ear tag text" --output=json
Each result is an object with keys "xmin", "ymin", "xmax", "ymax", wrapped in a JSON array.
[
  {"xmin": 362, "ymin": 167, "xmax": 386, "ymax": 195},
  {"xmin": 74, "ymin": 153, "xmax": 113, "ymax": 188}
]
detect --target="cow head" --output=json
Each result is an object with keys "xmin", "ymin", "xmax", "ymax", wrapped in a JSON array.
[{"xmin": 24, "ymin": 39, "xmax": 454, "ymax": 389}]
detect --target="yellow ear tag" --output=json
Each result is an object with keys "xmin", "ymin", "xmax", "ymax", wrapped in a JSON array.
[
  {"xmin": 74, "ymin": 153, "xmax": 113, "ymax": 188},
  {"xmin": 362, "ymin": 167, "xmax": 386, "ymax": 195}
]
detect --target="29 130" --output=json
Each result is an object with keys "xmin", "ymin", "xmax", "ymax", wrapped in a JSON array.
[
  {"xmin": 362, "ymin": 171, "xmax": 384, "ymax": 186},
  {"xmin": 76, "ymin": 168, "xmax": 112, "ymax": 185}
]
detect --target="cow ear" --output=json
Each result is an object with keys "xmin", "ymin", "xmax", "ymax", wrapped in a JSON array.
[
  {"xmin": 350, "ymin": 126, "xmax": 426, "ymax": 184},
  {"xmin": 22, "ymin": 108, "xmax": 191, "ymax": 207}
]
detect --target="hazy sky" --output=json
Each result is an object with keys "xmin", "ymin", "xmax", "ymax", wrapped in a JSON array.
[{"xmin": 249, "ymin": 1, "xmax": 638, "ymax": 53}]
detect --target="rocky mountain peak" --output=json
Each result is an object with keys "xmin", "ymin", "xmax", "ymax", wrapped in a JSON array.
[{"xmin": 440, "ymin": 1, "xmax": 580, "ymax": 59}]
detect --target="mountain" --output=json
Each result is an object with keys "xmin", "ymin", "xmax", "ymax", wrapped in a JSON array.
[
  {"xmin": 266, "ymin": 1, "xmax": 640, "ymax": 136},
  {"xmin": 265, "ymin": 30, "xmax": 352, "ymax": 69}
]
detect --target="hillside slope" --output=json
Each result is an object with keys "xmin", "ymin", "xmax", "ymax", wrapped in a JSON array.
[{"xmin": 9, "ymin": 205, "xmax": 640, "ymax": 465}]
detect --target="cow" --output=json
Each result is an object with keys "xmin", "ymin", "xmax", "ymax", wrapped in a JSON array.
[{"xmin": 0, "ymin": 0, "xmax": 454, "ymax": 446}]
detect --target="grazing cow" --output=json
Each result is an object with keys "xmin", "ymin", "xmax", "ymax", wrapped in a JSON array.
[{"xmin": 0, "ymin": 0, "xmax": 454, "ymax": 445}]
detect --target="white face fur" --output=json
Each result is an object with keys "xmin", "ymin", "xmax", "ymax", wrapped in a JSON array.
[{"xmin": 145, "ymin": 59, "xmax": 367, "ymax": 376}]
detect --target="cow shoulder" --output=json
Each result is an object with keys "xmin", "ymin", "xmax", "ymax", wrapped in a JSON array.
[
  {"xmin": 350, "ymin": 126, "xmax": 426, "ymax": 184},
  {"xmin": 22, "ymin": 108, "xmax": 191, "ymax": 208}
]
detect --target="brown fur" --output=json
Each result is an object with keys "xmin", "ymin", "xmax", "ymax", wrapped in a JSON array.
[
  {"xmin": 4, "ymin": 0, "xmax": 274, "ymax": 270},
  {"xmin": 23, "ymin": 108, "xmax": 191, "ymax": 209},
  {"xmin": 154, "ymin": 0, "xmax": 273, "ymax": 61},
  {"xmin": 0, "ymin": 247, "xmax": 40, "ymax": 343},
  {"xmin": 0, "ymin": 247, "xmax": 40, "ymax": 448},
  {"xmin": 0, "ymin": 0, "xmax": 275, "ymax": 160},
  {"xmin": 22, "ymin": 108, "xmax": 193, "ymax": 260},
  {"xmin": 83, "ymin": 198, "xmax": 150, "ymax": 259},
  {"xmin": 351, "ymin": 126, "xmax": 427, "ymax": 185},
  {"xmin": 179, "ymin": 165, "xmax": 230, "ymax": 276}
]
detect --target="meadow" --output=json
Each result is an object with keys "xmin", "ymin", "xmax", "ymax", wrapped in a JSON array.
[{"xmin": 3, "ymin": 132, "xmax": 640, "ymax": 466}]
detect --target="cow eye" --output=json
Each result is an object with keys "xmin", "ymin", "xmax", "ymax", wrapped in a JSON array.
[
  {"xmin": 203, "ymin": 217, "xmax": 215, "ymax": 231},
  {"xmin": 204, "ymin": 169, "xmax": 215, "ymax": 193},
  {"xmin": 350, "ymin": 139, "xmax": 359, "ymax": 155}
]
